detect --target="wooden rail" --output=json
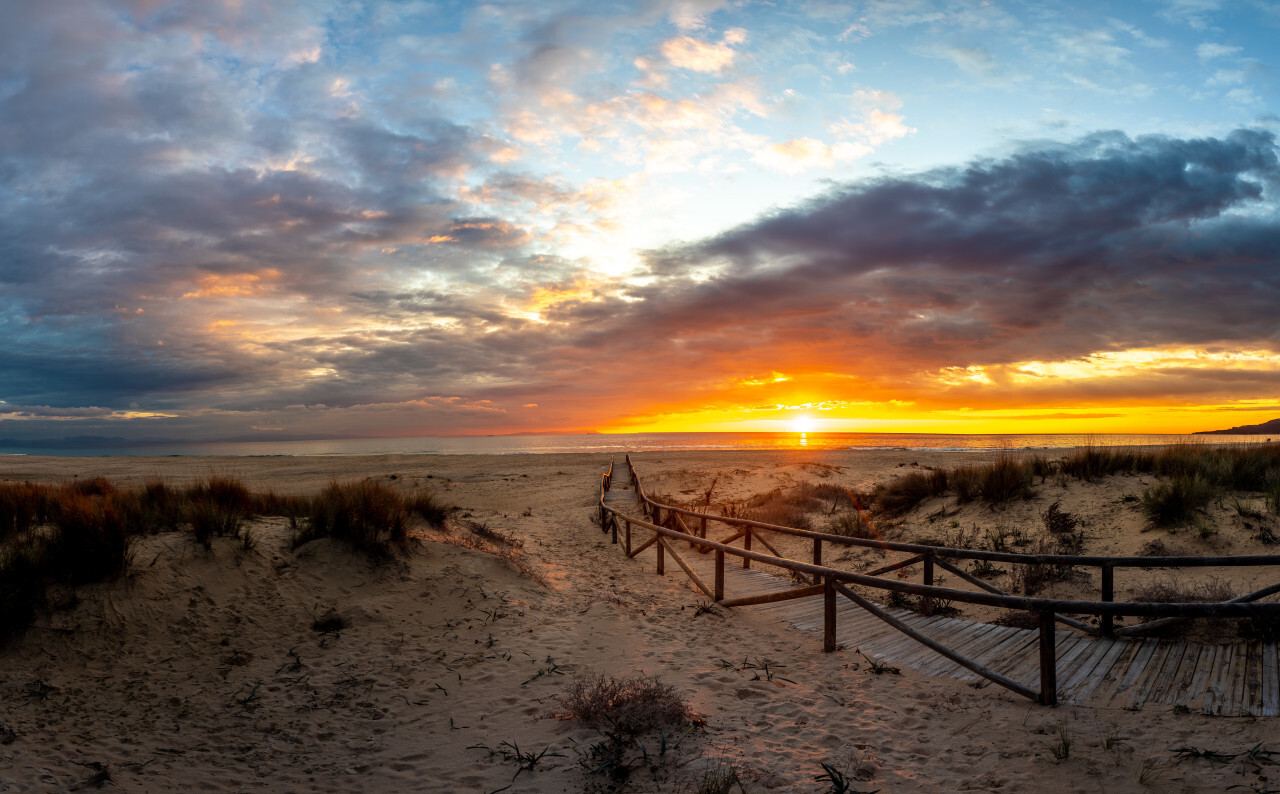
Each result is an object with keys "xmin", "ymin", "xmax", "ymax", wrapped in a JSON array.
[{"xmin": 598, "ymin": 455, "xmax": 1280, "ymax": 707}]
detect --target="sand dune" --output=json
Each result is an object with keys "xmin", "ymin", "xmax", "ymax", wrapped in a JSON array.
[{"xmin": 1, "ymin": 450, "xmax": 1276, "ymax": 792}]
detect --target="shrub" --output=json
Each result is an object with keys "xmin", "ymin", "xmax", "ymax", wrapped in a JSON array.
[
  {"xmin": 979, "ymin": 454, "xmax": 1033, "ymax": 504},
  {"xmin": 555, "ymin": 672, "xmax": 695, "ymax": 734},
  {"xmin": 1060, "ymin": 446, "xmax": 1155, "ymax": 480},
  {"xmin": 0, "ymin": 481, "xmax": 53, "ymax": 541},
  {"xmin": 872, "ymin": 470, "xmax": 947, "ymax": 517},
  {"xmin": 1141, "ymin": 474, "xmax": 1214, "ymax": 526},
  {"xmin": 137, "ymin": 479, "xmax": 185, "ymax": 533},
  {"xmin": 186, "ymin": 476, "xmax": 252, "ymax": 514},
  {"xmin": 47, "ymin": 491, "xmax": 131, "ymax": 586},
  {"xmin": 188, "ymin": 503, "xmax": 243, "ymax": 550},
  {"xmin": 827, "ymin": 510, "xmax": 877, "ymax": 539},
  {"xmin": 65, "ymin": 476, "xmax": 116, "ymax": 497},
  {"xmin": 183, "ymin": 476, "xmax": 252, "ymax": 549},
  {"xmin": 1130, "ymin": 577, "xmax": 1233, "ymax": 606},
  {"xmin": 296, "ymin": 480, "xmax": 411, "ymax": 558},
  {"xmin": 1042, "ymin": 501, "xmax": 1080, "ymax": 535},
  {"xmin": 1266, "ymin": 472, "xmax": 1280, "ymax": 516},
  {"xmin": 950, "ymin": 465, "xmax": 982, "ymax": 502},
  {"xmin": 1009, "ymin": 531, "xmax": 1081, "ymax": 595}
]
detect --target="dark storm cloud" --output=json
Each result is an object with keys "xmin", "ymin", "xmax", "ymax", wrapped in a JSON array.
[{"xmin": 622, "ymin": 129, "xmax": 1280, "ymax": 372}]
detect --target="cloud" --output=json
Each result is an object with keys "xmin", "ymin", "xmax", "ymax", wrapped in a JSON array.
[
  {"xmin": 603, "ymin": 129, "xmax": 1280, "ymax": 412},
  {"xmin": 1198, "ymin": 42, "xmax": 1243, "ymax": 61},
  {"xmin": 660, "ymin": 32, "xmax": 741, "ymax": 72}
]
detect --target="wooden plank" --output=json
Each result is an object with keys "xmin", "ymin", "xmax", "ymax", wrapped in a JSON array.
[
  {"xmin": 1075, "ymin": 637, "xmax": 1143, "ymax": 704},
  {"xmin": 1026, "ymin": 634, "xmax": 1087, "ymax": 691},
  {"xmin": 1157, "ymin": 641, "xmax": 1204, "ymax": 706},
  {"xmin": 1181, "ymin": 644, "xmax": 1221, "ymax": 710},
  {"xmin": 1203, "ymin": 643, "xmax": 1235, "ymax": 716},
  {"xmin": 1062, "ymin": 638, "xmax": 1130, "ymax": 702},
  {"xmin": 870, "ymin": 617, "xmax": 971, "ymax": 662},
  {"xmin": 1245, "ymin": 642, "xmax": 1264, "ymax": 717},
  {"xmin": 941, "ymin": 625, "xmax": 1023, "ymax": 680},
  {"xmin": 1144, "ymin": 639, "xmax": 1189, "ymax": 706},
  {"xmin": 1225, "ymin": 642, "xmax": 1251, "ymax": 717},
  {"xmin": 970, "ymin": 632, "xmax": 1041, "ymax": 689},
  {"xmin": 920, "ymin": 623, "xmax": 1008, "ymax": 677},
  {"xmin": 1110, "ymin": 638, "xmax": 1161, "ymax": 702},
  {"xmin": 1124, "ymin": 640, "xmax": 1183, "ymax": 710},
  {"xmin": 951, "ymin": 626, "xmax": 1020, "ymax": 672},
  {"xmin": 1262, "ymin": 642, "xmax": 1278, "ymax": 717},
  {"xmin": 1057, "ymin": 637, "xmax": 1119, "ymax": 696},
  {"xmin": 839, "ymin": 612, "xmax": 952, "ymax": 648},
  {"xmin": 974, "ymin": 627, "xmax": 1036, "ymax": 667},
  {"xmin": 1008, "ymin": 630, "xmax": 1074, "ymax": 689}
]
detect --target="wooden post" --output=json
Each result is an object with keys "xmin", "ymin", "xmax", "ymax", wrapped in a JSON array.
[
  {"xmin": 823, "ymin": 576, "xmax": 837, "ymax": 652},
  {"xmin": 624, "ymin": 520, "xmax": 631, "ymax": 555},
  {"xmin": 742, "ymin": 527, "xmax": 752, "ymax": 569},
  {"xmin": 813, "ymin": 537, "xmax": 822, "ymax": 567},
  {"xmin": 656, "ymin": 536, "xmax": 665, "ymax": 576},
  {"xmin": 1038, "ymin": 610, "xmax": 1057, "ymax": 706},
  {"xmin": 610, "ymin": 515, "xmax": 617, "ymax": 544},
  {"xmin": 920, "ymin": 553, "xmax": 935, "ymax": 616},
  {"xmin": 700, "ymin": 515, "xmax": 707, "ymax": 538},
  {"xmin": 1100, "ymin": 564, "xmax": 1114, "ymax": 637},
  {"xmin": 714, "ymin": 549, "xmax": 725, "ymax": 602}
]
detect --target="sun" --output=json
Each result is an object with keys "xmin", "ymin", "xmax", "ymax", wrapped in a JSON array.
[{"xmin": 790, "ymin": 417, "xmax": 815, "ymax": 433}]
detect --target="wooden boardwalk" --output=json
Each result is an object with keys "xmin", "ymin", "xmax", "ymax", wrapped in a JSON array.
[{"xmin": 603, "ymin": 469, "xmax": 1280, "ymax": 715}]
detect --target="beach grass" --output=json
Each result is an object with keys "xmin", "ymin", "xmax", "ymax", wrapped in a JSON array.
[{"xmin": 0, "ymin": 475, "xmax": 451, "ymax": 645}]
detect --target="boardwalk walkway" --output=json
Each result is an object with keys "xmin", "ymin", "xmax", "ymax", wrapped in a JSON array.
[{"xmin": 603, "ymin": 465, "xmax": 1280, "ymax": 715}]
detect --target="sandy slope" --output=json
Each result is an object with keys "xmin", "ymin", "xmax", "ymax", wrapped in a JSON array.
[{"xmin": 0, "ymin": 449, "xmax": 1276, "ymax": 792}]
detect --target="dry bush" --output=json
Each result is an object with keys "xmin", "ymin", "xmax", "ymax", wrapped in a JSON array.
[
  {"xmin": 1129, "ymin": 577, "xmax": 1234, "ymax": 605},
  {"xmin": 1009, "ymin": 531, "xmax": 1081, "ymax": 596},
  {"xmin": 1130, "ymin": 577, "xmax": 1237, "ymax": 640},
  {"xmin": 950, "ymin": 465, "xmax": 982, "ymax": 502},
  {"xmin": 979, "ymin": 454, "xmax": 1034, "ymax": 504},
  {"xmin": 295, "ymin": 480, "xmax": 412, "ymax": 559},
  {"xmin": 1060, "ymin": 446, "xmax": 1155, "ymax": 480},
  {"xmin": 872, "ymin": 470, "xmax": 947, "ymax": 517},
  {"xmin": 555, "ymin": 672, "xmax": 696, "ymax": 734},
  {"xmin": 1141, "ymin": 474, "xmax": 1214, "ymax": 526},
  {"xmin": 64, "ymin": 476, "xmax": 116, "ymax": 497},
  {"xmin": 827, "ymin": 510, "xmax": 878, "ymax": 539},
  {"xmin": 48, "ymin": 490, "xmax": 132, "ymax": 586},
  {"xmin": 0, "ymin": 481, "xmax": 54, "ymax": 541},
  {"xmin": 408, "ymin": 490, "xmax": 450, "ymax": 527},
  {"xmin": 251, "ymin": 490, "xmax": 311, "ymax": 521}
]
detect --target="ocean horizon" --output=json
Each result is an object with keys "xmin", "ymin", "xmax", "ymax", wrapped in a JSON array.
[{"xmin": 0, "ymin": 431, "xmax": 1273, "ymax": 457}]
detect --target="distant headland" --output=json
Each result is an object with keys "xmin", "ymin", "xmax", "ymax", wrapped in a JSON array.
[{"xmin": 1195, "ymin": 417, "xmax": 1280, "ymax": 435}]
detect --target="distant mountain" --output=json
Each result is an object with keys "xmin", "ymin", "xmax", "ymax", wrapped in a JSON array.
[{"xmin": 1195, "ymin": 417, "xmax": 1280, "ymax": 436}]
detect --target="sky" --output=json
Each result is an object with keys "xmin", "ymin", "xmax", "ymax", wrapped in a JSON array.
[{"xmin": 2, "ymin": 0, "xmax": 1279, "ymax": 442}]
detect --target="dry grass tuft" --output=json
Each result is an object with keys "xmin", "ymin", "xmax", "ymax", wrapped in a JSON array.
[
  {"xmin": 555, "ymin": 672, "xmax": 696, "ymax": 734},
  {"xmin": 295, "ymin": 480, "xmax": 413, "ymax": 560}
]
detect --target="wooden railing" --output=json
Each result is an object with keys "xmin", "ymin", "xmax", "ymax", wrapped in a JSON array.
[{"xmin": 598, "ymin": 455, "xmax": 1280, "ymax": 706}]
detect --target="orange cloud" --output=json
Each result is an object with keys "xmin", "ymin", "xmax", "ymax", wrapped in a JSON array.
[{"xmin": 181, "ymin": 269, "xmax": 283, "ymax": 299}]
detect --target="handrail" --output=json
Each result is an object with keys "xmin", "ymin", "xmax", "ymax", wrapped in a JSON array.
[{"xmin": 602, "ymin": 455, "xmax": 1280, "ymax": 707}]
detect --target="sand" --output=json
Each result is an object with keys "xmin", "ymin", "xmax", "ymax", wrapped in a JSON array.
[{"xmin": 0, "ymin": 449, "xmax": 1276, "ymax": 792}]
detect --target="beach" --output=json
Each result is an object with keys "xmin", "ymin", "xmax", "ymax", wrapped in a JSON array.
[{"xmin": 1, "ymin": 449, "xmax": 1276, "ymax": 792}]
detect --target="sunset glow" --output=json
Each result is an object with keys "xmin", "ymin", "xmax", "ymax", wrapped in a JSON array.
[{"xmin": 2, "ymin": 2, "xmax": 1279, "ymax": 443}]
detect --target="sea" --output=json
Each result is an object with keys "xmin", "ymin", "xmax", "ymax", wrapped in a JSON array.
[{"xmin": 0, "ymin": 432, "xmax": 1272, "ymax": 457}]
